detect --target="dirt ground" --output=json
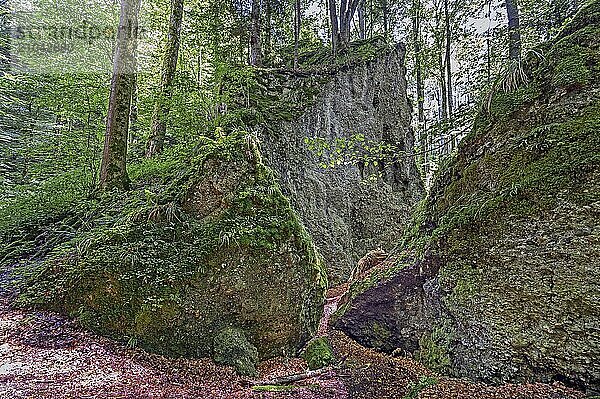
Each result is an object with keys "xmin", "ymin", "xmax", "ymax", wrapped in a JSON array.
[{"xmin": 0, "ymin": 288, "xmax": 585, "ymax": 399}]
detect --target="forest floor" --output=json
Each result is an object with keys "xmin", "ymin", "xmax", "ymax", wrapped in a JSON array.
[{"xmin": 0, "ymin": 286, "xmax": 585, "ymax": 399}]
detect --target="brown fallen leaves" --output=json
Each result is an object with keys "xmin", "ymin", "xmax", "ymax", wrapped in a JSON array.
[{"xmin": 0, "ymin": 293, "xmax": 585, "ymax": 399}]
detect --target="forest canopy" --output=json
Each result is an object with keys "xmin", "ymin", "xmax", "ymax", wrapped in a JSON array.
[{"xmin": 0, "ymin": 0, "xmax": 582, "ymax": 195}]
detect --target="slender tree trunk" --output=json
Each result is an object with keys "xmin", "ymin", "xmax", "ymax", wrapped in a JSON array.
[
  {"xmin": 339, "ymin": 0, "xmax": 349, "ymax": 43},
  {"xmin": 506, "ymin": 0, "xmax": 521, "ymax": 61},
  {"xmin": 413, "ymin": 0, "xmax": 425, "ymax": 132},
  {"xmin": 329, "ymin": 0, "xmax": 339, "ymax": 53},
  {"xmin": 336, "ymin": 0, "xmax": 362, "ymax": 49},
  {"xmin": 146, "ymin": 0, "xmax": 184, "ymax": 158},
  {"xmin": 486, "ymin": 0, "xmax": 492, "ymax": 84},
  {"xmin": 369, "ymin": 0, "xmax": 374, "ymax": 38},
  {"xmin": 294, "ymin": 0, "xmax": 301, "ymax": 69},
  {"xmin": 99, "ymin": 0, "xmax": 141, "ymax": 190},
  {"xmin": 129, "ymin": 75, "xmax": 139, "ymax": 145},
  {"xmin": 265, "ymin": 0, "xmax": 272, "ymax": 63},
  {"xmin": 358, "ymin": 0, "xmax": 365, "ymax": 40},
  {"xmin": 444, "ymin": 0, "xmax": 453, "ymax": 122},
  {"xmin": 249, "ymin": 0, "xmax": 262, "ymax": 66},
  {"xmin": 382, "ymin": 0, "xmax": 389, "ymax": 37},
  {"xmin": 438, "ymin": 50, "xmax": 447, "ymax": 122},
  {"xmin": 0, "ymin": 0, "xmax": 10, "ymax": 72}
]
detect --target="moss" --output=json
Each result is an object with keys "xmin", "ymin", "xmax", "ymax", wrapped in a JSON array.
[
  {"xmin": 252, "ymin": 385, "xmax": 296, "ymax": 392},
  {"xmin": 552, "ymin": 50, "xmax": 592, "ymax": 87},
  {"xmin": 487, "ymin": 83, "xmax": 541, "ymax": 122},
  {"xmin": 371, "ymin": 321, "xmax": 392, "ymax": 348},
  {"xmin": 297, "ymin": 35, "xmax": 392, "ymax": 69},
  {"xmin": 402, "ymin": 376, "xmax": 438, "ymax": 399},
  {"xmin": 399, "ymin": 198, "xmax": 428, "ymax": 253},
  {"xmin": 213, "ymin": 327, "xmax": 259, "ymax": 376},
  {"xmin": 440, "ymin": 258, "xmax": 482, "ymax": 310},
  {"xmin": 416, "ymin": 324, "xmax": 452, "ymax": 374},
  {"xmin": 335, "ymin": 1, "xmax": 600, "ymax": 386},
  {"xmin": 302, "ymin": 337, "xmax": 335, "ymax": 370},
  {"xmin": 555, "ymin": 0, "xmax": 600, "ymax": 40},
  {"xmin": 11, "ymin": 130, "xmax": 326, "ymax": 362}
]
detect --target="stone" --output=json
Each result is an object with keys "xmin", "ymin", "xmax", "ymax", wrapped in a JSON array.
[
  {"xmin": 302, "ymin": 337, "xmax": 335, "ymax": 370},
  {"xmin": 335, "ymin": 2, "xmax": 600, "ymax": 392},
  {"xmin": 213, "ymin": 327, "xmax": 259, "ymax": 376},
  {"xmin": 21, "ymin": 132, "xmax": 327, "ymax": 362},
  {"xmin": 260, "ymin": 45, "xmax": 424, "ymax": 284}
]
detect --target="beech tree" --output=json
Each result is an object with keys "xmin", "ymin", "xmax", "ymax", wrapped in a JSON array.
[
  {"xmin": 358, "ymin": 0, "xmax": 366, "ymax": 39},
  {"xmin": 99, "ymin": 0, "xmax": 141, "ymax": 190},
  {"xmin": 249, "ymin": 0, "xmax": 262, "ymax": 65},
  {"xmin": 0, "ymin": 0, "xmax": 9, "ymax": 72},
  {"xmin": 146, "ymin": 0, "xmax": 185, "ymax": 157},
  {"xmin": 444, "ymin": 0, "xmax": 453, "ymax": 120},
  {"xmin": 506, "ymin": 0, "xmax": 522, "ymax": 61},
  {"xmin": 328, "ymin": 0, "xmax": 362, "ymax": 52},
  {"xmin": 294, "ymin": 0, "xmax": 301, "ymax": 69}
]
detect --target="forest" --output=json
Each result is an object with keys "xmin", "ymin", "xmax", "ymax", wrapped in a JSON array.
[{"xmin": 0, "ymin": 0, "xmax": 598, "ymax": 398}]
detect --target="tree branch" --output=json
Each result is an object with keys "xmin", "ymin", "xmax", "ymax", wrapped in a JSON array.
[{"xmin": 249, "ymin": 366, "xmax": 334, "ymax": 387}]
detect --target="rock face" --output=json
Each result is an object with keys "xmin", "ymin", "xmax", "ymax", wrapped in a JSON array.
[
  {"xmin": 336, "ymin": 3, "xmax": 600, "ymax": 392},
  {"xmin": 261, "ymin": 45, "xmax": 424, "ymax": 283},
  {"xmin": 22, "ymin": 133, "xmax": 326, "ymax": 362}
]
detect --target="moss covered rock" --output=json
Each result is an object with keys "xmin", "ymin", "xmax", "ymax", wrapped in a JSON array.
[
  {"xmin": 16, "ymin": 132, "xmax": 327, "ymax": 361},
  {"xmin": 336, "ymin": 1, "xmax": 600, "ymax": 392},
  {"xmin": 213, "ymin": 327, "xmax": 259, "ymax": 376},
  {"xmin": 302, "ymin": 337, "xmax": 335, "ymax": 370}
]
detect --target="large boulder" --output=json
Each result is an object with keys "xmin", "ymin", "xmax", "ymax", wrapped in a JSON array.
[
  {"xmin": 260, "ymin": 43, "xmax": 424, "ymax": 284},
  {"xmin": 335, "ymin": 3, "xmax": 600, "ymax": 392},
  {"xmin": 21, "ymin": 132, "xmax": 327, "ymax": 361}
]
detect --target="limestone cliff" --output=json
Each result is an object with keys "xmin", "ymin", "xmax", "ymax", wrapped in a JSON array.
[
  {"xmin": 260, "ymin": 44, "xmax": 424, "ymax": 283},
  {"xmin": 335, "ymin": 2, "xmax": 600, "ymax": 393}
]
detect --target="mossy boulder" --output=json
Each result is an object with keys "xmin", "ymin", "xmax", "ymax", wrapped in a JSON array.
[
  {"xmin": 336, "ymin": 2, "xmax": 600, "ymax": 392},
  {"xmin": 16, "ymin": 132, "xmax": 327, "ymax": 361},
  {"xmin": 302, "ymin": 337, "xmax": 335, "ymax": 370},
  {"xmin": 213, "ymin": 327, "xmax": 259, "ymax": 376}
]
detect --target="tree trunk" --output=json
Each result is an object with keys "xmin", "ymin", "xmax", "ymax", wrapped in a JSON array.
[
  {"xmin": 265, "ymin": 0, "xmax": 272, "ymax": 63},
  {"xmin": 369, "ymin": 0, "xmax": 374, "ymax": 38},
  {"xmin": 327, "ymin": 0, "xmax": 364, "ymax": 54},
  {"xmin": 249, "ymin": 0, "xmax": 262, "ymax": 66},
  {"xmin": 439, "ymin": 51, "xmax": 448, "ymax": 122},
  {"xmin": 413, "ymin": 0, "xmax": 425, "ymax": 131},
  {"xmin": 358, "ymin": 0, "xmax": 365, "ymax": 40},
  {"xmin": 486, "ymin": 0, "xmax": 492, "ymax": 84},
  {"xmin": 99, "ymin": 0, "xmax": 141, "ymax": 191},
  {"xmin": 506, "ymin": 0, "xmax": 521, "ymax": 61},
  {"xmin": 382, "ymin": 0, "xmax": 389, "ymax": 37},
  {"xmin": 129, "ymin": 75, "xmax": 139, "ymax": 145},
  {"xmin": 339, "ymin": 0, "xmax": 349, "ymax": 43},
  {"xmin": 0, "ymin": 0, "xmax": 11, "ymax": 72},
  {"xmin": 329, "ymin": 0, "xmax": 340, "ymax": 53},
  {"xmin": 444, "ymin": 0, "xmax": 453, "ymax": 121},
  {"xmin": 146, "ymin": 0, "xmax": 184, "ymax": 158},
  {"xmin": 294, "ymin": 0, "xmax": 301, "ymax": 69}
]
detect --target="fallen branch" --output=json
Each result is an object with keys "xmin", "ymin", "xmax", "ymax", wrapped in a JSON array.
[{"xmin": 249, "ymin": 366, "xmax": 334, "ymax": 387}]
